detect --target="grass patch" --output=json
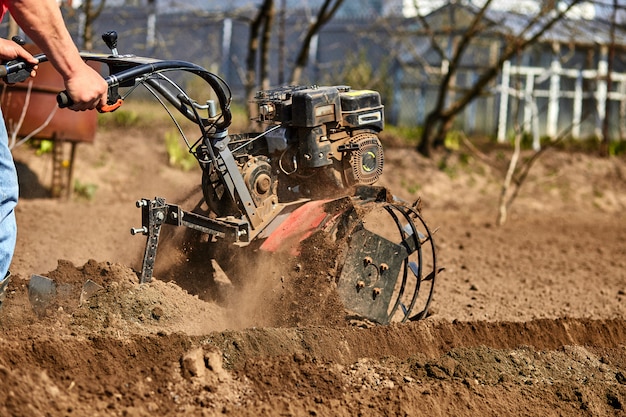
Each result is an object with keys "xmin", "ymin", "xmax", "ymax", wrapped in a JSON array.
[
  {"xmin": 609, "ymin": 140, "xmax": 626, "ymax": 156},
  {"xmin": 98, "ymin": 99, "xmax": 250, "ymax": 133},
  {"xmin": 33, "ymin": 139, "xmax": 54, "ymax": 156},
  {"xmin": 165, "ymin": 130, "xmax": 198, "ymax": 171},
  {"xmin": 73, "ymin": 179, "xmax": 98, "ymax": 201},
  {"xmin": 97, "ymin": 100, "xmax": 169, "ymax": 129},
  {"xmin": 407, "ymin": 183, "xmax": 421, "ymax": 195},
  {"xmin": 379, "ymin": 125, "xmax": 422, "ymax": 147}
]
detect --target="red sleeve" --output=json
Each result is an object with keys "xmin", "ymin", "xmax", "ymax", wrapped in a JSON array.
[{"xmin": 0, "ymin": 1, "xmax": 8, "ymax": 22}]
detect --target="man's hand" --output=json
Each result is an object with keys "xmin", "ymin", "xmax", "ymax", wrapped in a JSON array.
[
  {"xmin": 62, "ymin": 64, "xmax": 108, "ymax": 111},
  {"xmin": 7, "ymin": 0, "xmax": 108, "ymax": 112},
  {"xmin": 0, "ymin": 38, "xmax": 38, "ymax": 78}
]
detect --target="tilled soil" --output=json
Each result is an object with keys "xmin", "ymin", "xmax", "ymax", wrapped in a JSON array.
[{"xmin": 1, "ymin": 122, "xmax": 625, "ymax": 416}]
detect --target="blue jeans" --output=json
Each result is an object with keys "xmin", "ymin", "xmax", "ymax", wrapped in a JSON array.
[{"xmin": 0, "ymin": 110, "xmax": 18, "ymax": 279}]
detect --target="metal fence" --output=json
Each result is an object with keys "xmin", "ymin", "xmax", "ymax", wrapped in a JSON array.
[{"xmin": 498, "ymin": 57, "xmax": 626, "ymax": 147}]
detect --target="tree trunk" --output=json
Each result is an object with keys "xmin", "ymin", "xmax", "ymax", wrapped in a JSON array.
[
  {"xmin": 414, "ymin": 0, "xmax": 580, "ymax": 158},
  {"xmin": 289, "ymin": 0, "xmax": 343, "ymax": 84},
  {"xmin": 260, "ymin": 2, "xmax": 275, "ymax": 91},
  {"xmin": 601, "ymin": 0, "xmax": 617, "ymax": 156},
  {"xmin": 245, "ymin": 0, "xmax": 274, "ymax": 127},
  {"xmin": 434, "ymin": 115, "xmax": 453, "ymax": 149},
  {"xmin": 418, "ymin": 112, "xmax": 439, "ymax": 157},
  {"xmin": 82, "ymin": 0, "xmax": 106, "ymax": 51}
]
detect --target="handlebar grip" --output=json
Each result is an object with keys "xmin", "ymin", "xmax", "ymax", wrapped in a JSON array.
[
  {"xmin": 57, "ymin": 90, "xmax": 123, "ymax": 113},
  {"xmin": 57, "ymin": 91, "xmax": 73, "ymax": 108},
  {"xmin": 1, "ymin": 54, "xmax": 46, "ymax": 84}
]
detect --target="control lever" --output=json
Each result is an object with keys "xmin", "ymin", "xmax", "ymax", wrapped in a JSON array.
[
  {"xmin": 58, "ymin": 30, "xmax": 124, "ymax": 113},
  {"xmin": 1, "ymin": 36, "xmax": 37, "ymax": 84},
  {"xmin": 11, "ymin": 36, "xmax": 26, "ymax": 46},
  {"xmin": 102, "ymin": 31, "xmax": 119, "ymax": 57}
]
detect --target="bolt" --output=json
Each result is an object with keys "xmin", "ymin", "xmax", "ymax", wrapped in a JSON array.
[
  {"xmin": 380, "ymin": 263, "xmax": 389, "ymax": 272},
  {"xmin": 373, "ymin": 287, "xmax": 381, "ymax": 298},
  {"xmin": 136, "ymin": 200, "xmax": 148, "ymax": 208},
  {"xmin": 155, "ymin": 211, "xmax": 165, "ymax": 221},
  {"xmin": 364, "ymin": 256, "xmax": 373, "ymax": 265},
  {"xmin": 356, "ymin": 281, "xmax": 365, "ymax": 289},
  {"xmin": 130, "ymin": 227, "xmax": 148, "ymax": 236}
]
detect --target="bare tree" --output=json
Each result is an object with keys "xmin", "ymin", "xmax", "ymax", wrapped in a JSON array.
[
  {"xmin": 79, "ymin": 0, "xmax": 106, "ymax": 51},
  {"xmin": 245, "ymin": 0, "xmax": 274, "ymax": 125},
  {"xmin": 413, "ymin": 0, "xmax": 583, "ymax": 157},
  {"xmin": 289, "ymin": 0, "xmax": 344, "ymax": 84},
  {"xmin": 601, "ymin": 0, "xmax": 618, "ymax": 156},
  {"xmin": 244, "ymin": 0, "xmax": 344, "ymax": 121},
  {"xmin": 459, "ymin": 87, "xmax": 594, "ymax": 226},
  {"xmin": 259, "ymin": 1, "xmax": 275, "ymax": 91}
]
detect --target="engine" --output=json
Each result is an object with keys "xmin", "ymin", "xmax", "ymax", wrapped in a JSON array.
[
  {"xmin": 202, "ymin": 85, "xmax": 385, "ymax": 217},
  {"xmin": 256, "ymin": 85, "xmax": 384, "ymax": 193}
]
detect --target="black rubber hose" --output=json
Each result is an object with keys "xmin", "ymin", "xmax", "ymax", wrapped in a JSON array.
[{"xmin": 57, "ymin": 59, "xmax": 232, "ymax": 130}]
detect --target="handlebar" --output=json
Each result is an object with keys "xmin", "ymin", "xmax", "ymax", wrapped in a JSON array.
[
  {"xmin": 2, "ymin": 53, "xmax": 233, "ymax": 130},
  {"xmin": 0, "ymin": 53, "xmax": 48, "ymax": 83}
]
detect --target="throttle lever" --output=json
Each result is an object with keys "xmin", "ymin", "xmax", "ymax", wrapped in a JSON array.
[{"xmin": 99, "ymin": 98, "xmax": 123, "ymax": 113}]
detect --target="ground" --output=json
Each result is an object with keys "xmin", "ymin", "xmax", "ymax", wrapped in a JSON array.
[{"xmin": 1, "ymin": 113, "xmax": 625, "ymax": 416}]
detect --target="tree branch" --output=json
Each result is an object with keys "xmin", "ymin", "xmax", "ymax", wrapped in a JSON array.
[{"xmin": 289, "ymin": 0, "xmax": 344, "ymax": 84}]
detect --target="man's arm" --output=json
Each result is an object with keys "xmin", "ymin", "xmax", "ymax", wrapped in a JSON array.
[{"xmin": 7, "ymin": 0, "xmax": 107, "ymax": 111}]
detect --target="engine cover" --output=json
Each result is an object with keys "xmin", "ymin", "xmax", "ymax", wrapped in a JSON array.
[
  {"xmin": 255, "ymin": 85, "xmax": 384, "ymax": 131},
  {"xmin": 340, "ymin": 132, "xmax": 384, "ymax": 187}
]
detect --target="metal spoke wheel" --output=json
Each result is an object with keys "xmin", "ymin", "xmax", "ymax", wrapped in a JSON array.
[{"xmin": 337, "ymin": 200, "xmax": 438, "ymax": 324}]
